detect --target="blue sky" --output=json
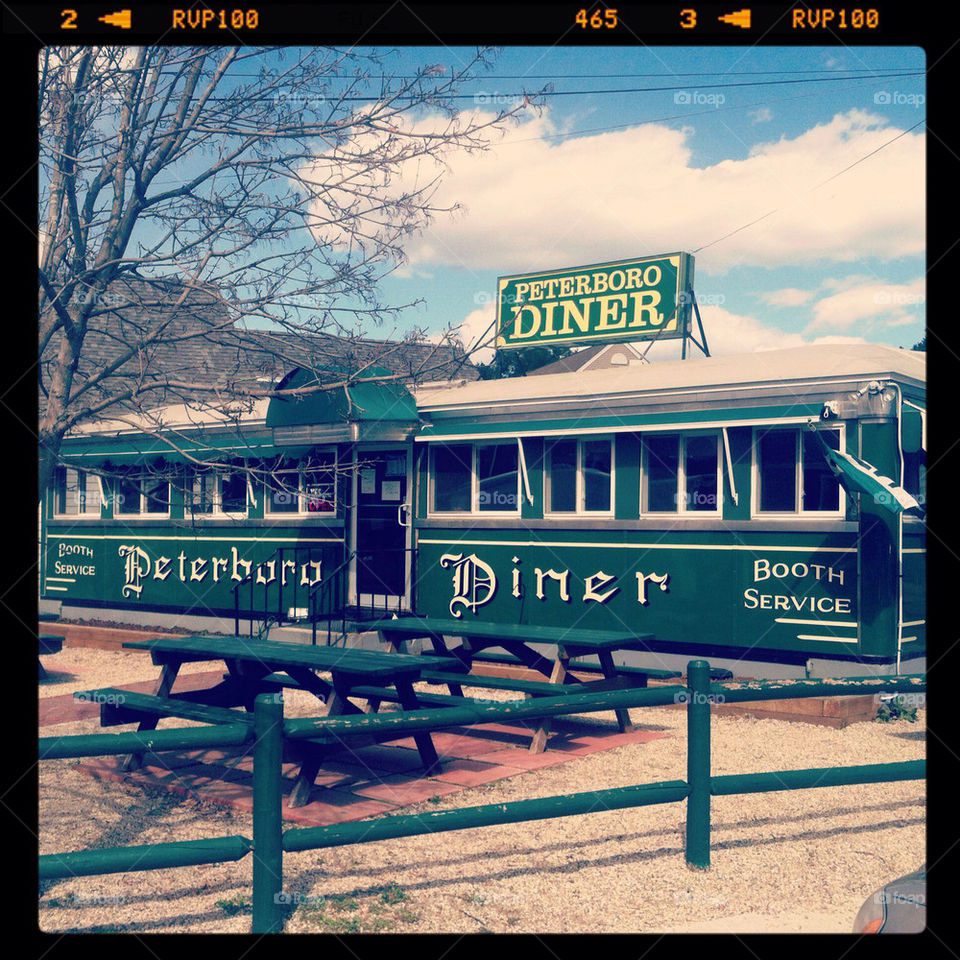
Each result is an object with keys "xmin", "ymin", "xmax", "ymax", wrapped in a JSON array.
[{"xmin": 345, "ymin": 45, "xmax": 925, "ymax": 362}]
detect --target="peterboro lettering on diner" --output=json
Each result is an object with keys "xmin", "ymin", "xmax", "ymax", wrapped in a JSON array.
[
  {"xmin": 118, "ymin": 544, "xmax": 322, "ymax": 600},
  {"xmin": 496, "ymin": 253, "xmax": 693, "ymax": 350}
]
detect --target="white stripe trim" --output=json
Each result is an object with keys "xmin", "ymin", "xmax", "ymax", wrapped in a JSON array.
[
  {"xmin": 902, "ymin": 619, "xmax": 925, "ymax": 626},
  {"xmin": 44, "ymin": 577, "xmax": 76, "ymax": 583},
  {"xmin": 48, "ymin": 534, "xmax": 344, "ymax": 543},
  {"xmin": 795, "ymin": 634, "xmax": 857, "ymax": 643},
  {"xmin": 775, "ymin": 618, "xmax": 858, "ymax": 627},
  {"xmin": 44, "ymin": 586, "xmax": 68, "ymax": 591},
  {"xmin": 416, "ymin": 537, "xmax": 853, "ymax": 553}
]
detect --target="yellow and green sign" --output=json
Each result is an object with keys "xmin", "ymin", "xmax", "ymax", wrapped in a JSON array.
[{"xmin": 496, "ymin": 252, "xmax": 694, "ymax": 350}]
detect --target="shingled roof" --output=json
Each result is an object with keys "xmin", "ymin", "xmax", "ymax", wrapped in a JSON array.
[{"xmin": 39, "ymin": 273, "xmax": 479, "ymax": 426}]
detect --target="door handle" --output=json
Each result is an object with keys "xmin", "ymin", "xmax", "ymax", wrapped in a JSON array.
[{"xmin": 397, "ymin": 503, "xmax": 410, "ymax": 528}]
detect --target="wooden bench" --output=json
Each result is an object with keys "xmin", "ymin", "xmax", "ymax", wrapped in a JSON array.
[
  {"xmin": 357, "ymin": 616, "xmax": 670, "ymax": 751},
  {"xmin": 75, "ymin": 688, "xmax": 256, "ymax": 728}
]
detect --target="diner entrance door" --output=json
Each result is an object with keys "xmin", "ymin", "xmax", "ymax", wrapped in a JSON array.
[{"xmin": 354, "ymin": 448, "xmax": 411, "ymax": 612}]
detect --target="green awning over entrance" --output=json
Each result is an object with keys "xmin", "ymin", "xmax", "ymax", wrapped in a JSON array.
[{"xmin": 267, "ymin": 366, "xmax": 419, "ymax": 443}]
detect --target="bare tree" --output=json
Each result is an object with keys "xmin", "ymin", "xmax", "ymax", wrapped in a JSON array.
[{"xmin": 38, "ymin": 45, "xmax": 538, "ymax": 496}]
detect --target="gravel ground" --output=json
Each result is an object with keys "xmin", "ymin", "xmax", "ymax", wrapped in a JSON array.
[{"xmin": 38, "ymin": 648, "xmax": 926, "ymax": 935}]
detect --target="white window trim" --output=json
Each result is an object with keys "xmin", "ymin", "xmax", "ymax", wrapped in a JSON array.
[
  {"xmin": 751, "ymin": 425, "xmax": 846, "ymax": 519},
  {"xmin": 428, "ymin": 441, "xmax": 521, "ymax": 517},
  {"xmin": 52, "ymin": 467, "xmax": 101, "ymax": 519},
  {"xmin": 264, "ymin": 456, "xmax": 338, "ymax": 518},
  {"xmin": 190, "ymin": 469, "xmax": 249, "ymax": 519},
  {"xmin": 544, "ymin": 436, "xmax": 615, "ymax": 517},
  {"xmin": 640, "ymin": 431, "xmax": 723, "ymax": 517},
  {"xmin": 113, "ymin": 470, "xmax": 171, "ymax": 519}
]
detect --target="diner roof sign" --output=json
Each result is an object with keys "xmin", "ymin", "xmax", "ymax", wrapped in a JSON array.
[{"xmin": 495, "ymin": 252, "xmax": 694, "ymax": 351}]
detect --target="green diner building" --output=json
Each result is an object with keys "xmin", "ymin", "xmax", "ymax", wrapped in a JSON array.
[{"xmin": 41, "ymin": 339, "xmax": 926, "ymax": 678}]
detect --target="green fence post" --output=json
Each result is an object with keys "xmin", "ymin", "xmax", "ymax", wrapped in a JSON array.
[
  {"xmin": 252, "ymin": 692, "xmax": 284, "ymax": 933},
  {"xmin": 685, "ymin": 659, "xmax": 711, "ymax": 869}
]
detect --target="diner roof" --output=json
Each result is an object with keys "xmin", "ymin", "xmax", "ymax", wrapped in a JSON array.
[{"xmin": 414, "ymin": 343, "xmax": 925, "ymax": 413}]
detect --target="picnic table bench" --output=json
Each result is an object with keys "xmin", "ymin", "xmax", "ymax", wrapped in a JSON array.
[
  {"xmin": 38, "ymin": 611, "xmax": 64, "ymax": 680},
  {"xmin": 355, "ymin": 616, "xmax": 676, "ymax": 751},
  {"xmin": 88, "ymin": 635, "xmax": 453, "ymax": 807}
]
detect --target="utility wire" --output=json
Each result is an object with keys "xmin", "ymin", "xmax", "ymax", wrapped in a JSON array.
[
  {"xmin": 694, "ymin": 118, "xmax": 925, "ymax": 253},
  {"xmin": 311, "ymin": 71, "xmax": 925, "ymax": 102}
]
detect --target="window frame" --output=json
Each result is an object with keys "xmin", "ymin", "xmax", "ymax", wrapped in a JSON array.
[
  {"xmin": 112, "ymin": 468, "xmax": 170, "ymax": 518},
  {"xmin": 52, "ymin": 466, "xmax": 101, "ymax": 519},
  {"xmin": 640, "ymin": 430, "xmax": 723, "ymax": 517},
  {"xmin": 190, "ymin": 467, "xmax": 250, "ymax": 519},
  {"xmin": 263, "ymin": 453, "xmax": 338, "ymax": 518},
  {"xmin": 544, "ymin": 436, "xmax": 615, "ymax": 517},
  {"xmin": 428, "ymin": 441, "xmax": 521, "ymax": 517},
  {"xmin": 752, "ymin": 425, "xmax": 846, "ymax": 518}
]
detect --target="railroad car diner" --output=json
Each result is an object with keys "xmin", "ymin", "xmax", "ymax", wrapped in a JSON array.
[{"xmin": 41, "ymin": 302, "xmax": 925, "ymax": 674}]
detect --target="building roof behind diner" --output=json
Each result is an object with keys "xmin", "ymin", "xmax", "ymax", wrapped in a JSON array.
[{"xmin": 39, "ymin": 273, "xmax": 478, "ymax": 425}]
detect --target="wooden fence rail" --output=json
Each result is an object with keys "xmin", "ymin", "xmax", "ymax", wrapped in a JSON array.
[{"xmin": 37, "ymin": 661, "xmax": 926, "ymax": 933}]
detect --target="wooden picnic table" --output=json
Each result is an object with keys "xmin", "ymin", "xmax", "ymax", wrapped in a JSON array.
[
  {"xmin": 355, "ymin": 616, "xmax": 666, "ymax": 751},
  {"xmin": 38, "ymin": 611, "xmax": 64, "ymax": 680},
  {"xmin": 86, "ymin": 635, "xmax": 453, "ymax": 807}
]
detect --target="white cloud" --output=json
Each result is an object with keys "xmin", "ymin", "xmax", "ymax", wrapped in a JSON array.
[
  {"xmin": 692, "ymin": 305, "xmax": 867, "ymax": 355},
  {"xmin": 449, "ymin": 305, "xmax": 499, "ymax": 364},
  {"xmin": 756, "ymin": 287, "xmax": 815, "ymax": 307},
  {"xmin": 383, "ymin": 108, "xmax": 922, "ymax": 275},
  {"xmin": 749, "ymin": 107, "xmax": 773, "ymax": 123},
  {"xmin": 805, "ymin": 278, "xmax": 926, "ymax": 332}
]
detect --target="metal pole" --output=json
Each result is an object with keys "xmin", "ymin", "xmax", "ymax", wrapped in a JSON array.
[
  {"xmin": 252, "ymin": 693, "xmax": 284, "ymax": 933},
  {"xmin": 685, "ymin": 659, "xmax": 711, "ymax": 869}
]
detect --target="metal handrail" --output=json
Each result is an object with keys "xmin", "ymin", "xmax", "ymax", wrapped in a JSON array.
[{"xmin": 232, "ymin": 544, "xmax": 336, "ymax": 640}]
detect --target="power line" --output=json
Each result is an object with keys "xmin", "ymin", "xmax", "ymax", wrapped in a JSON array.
[
  {"xmin": 693, "ymin": 118, "xmax": 925, "ymax": 254},
  {"xmin": 318, "ymin": 71, "xmax": 926, "ymax": 102},
  {"xmin": 498, "ymin": 76, "xmax": 900, "ymax": 147}
]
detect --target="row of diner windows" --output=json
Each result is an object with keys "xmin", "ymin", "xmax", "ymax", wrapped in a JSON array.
[
  {"xmin": 430, "ymin": 429, "xmax": 848, "ymax": 517},
  {"xmin": 52, "ymin": 459, "xmax": 337, "ymax": 519},
  {"xmin": 51, "ymin": 427, "xmax": 926, "ymax": 521}
]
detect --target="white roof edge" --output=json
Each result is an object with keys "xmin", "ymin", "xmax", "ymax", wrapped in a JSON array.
[
  {"xmin": 71, "ymin": 397, "xmax": 272, "ymax": 437},
  {"xmin": 413, "ymin": 344, "xmax": 924, "ymax": 411}
]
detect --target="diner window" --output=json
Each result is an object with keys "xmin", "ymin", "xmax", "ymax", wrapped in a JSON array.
[
  {"xmin": 113, "ymin": 469, "xmax": 169, "ymax": 516},
  {"xmin": 430, "ymin": 442, "xmax": 520, "ymax": 514},
  {"xmin": 641, "ymin": 433, "xmax": 721, "ymax": 515},
  {"xmin": 902, "ymin": 450, "xmax": 926, "ymax": 508},
  {"xmin": 191, "ymin": 468, "xmax": 248, "ymax": 517},
  {"xmin": 53, "ymin": 467, "xmax": 100, "ymax": 517},
  {"xmin": 432, "ymin": 444, "xmax": 471, "ymax": 512},
  {"xmin": 546, "ymin": 438, "xmax": 613, "ymax": 514},
  {"xmin": 755, "ymin": 427, "xmax": 842, "ymax": 515},
  {"xmin": 265, "ymin": 456, "xmax": 337, "ymax": 516}
]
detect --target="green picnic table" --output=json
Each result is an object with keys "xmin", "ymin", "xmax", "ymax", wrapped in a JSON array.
[
  {"xmin": 355, "ymin": 616, "xmax": 670, "ymax": 751},
  {"xmin": 82, "ymin": 635, "xmax": 452, "ymax": 807},
  {"xmin": 38, "ymin": 611, "xmax": 64, "ymax": 680}
]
